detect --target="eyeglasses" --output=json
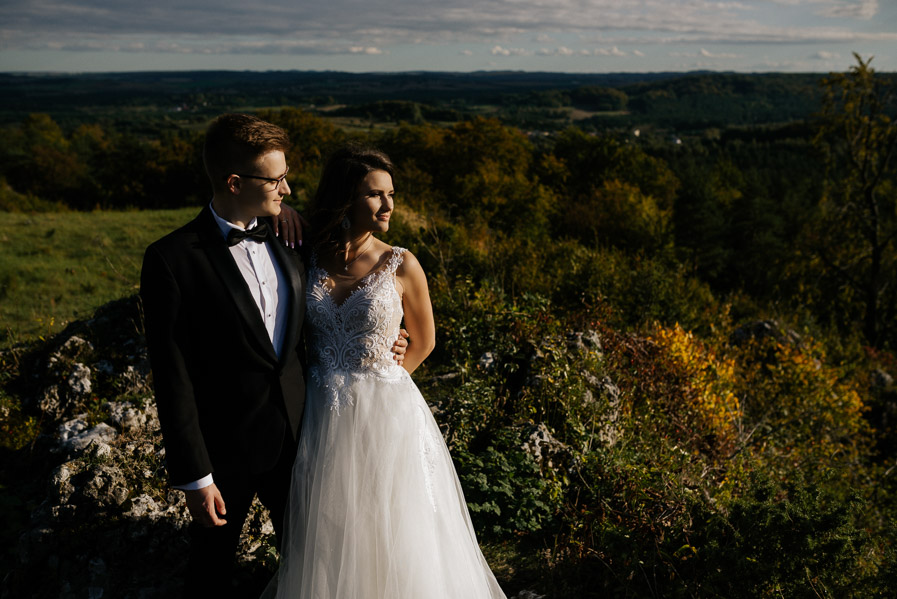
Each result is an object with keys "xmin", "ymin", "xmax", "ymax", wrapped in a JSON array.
[{"xmin": 232, "ymin": 166, "xmax": 290, "ymax": 191}]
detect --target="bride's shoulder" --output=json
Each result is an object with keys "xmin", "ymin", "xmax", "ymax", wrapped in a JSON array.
[{"xmin": 394, "ymin": 248, "xmax": 424, "ymax": 278}]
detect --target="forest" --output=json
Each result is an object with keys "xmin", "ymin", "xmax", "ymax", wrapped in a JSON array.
[{"xmin": 1, "ymin": 55, "xmax": 897, "ymax": 597}]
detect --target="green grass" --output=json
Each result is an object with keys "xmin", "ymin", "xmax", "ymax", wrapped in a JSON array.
[{"xmin": 0, "ymin": 207, "xmax": 199, "ymax": 347}]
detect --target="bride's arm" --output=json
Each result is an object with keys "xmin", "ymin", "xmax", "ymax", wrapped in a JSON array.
[{"xmin": 396, "ymin": 251, "xmax": 436, "ymax": 374}]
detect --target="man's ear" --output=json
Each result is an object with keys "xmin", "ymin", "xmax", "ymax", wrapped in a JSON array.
[{"xmin": 225, "ymin": 174, "xmax": 241, "ymax": 195}]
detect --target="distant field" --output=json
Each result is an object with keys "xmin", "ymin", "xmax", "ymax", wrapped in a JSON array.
[{"xmin": 0, "ymin": 208, "xmax": 199, "ymax": 347}]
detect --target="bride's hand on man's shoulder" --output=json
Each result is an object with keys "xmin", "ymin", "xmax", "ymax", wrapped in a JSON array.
[{"xmin": 272, "ymin": 203, "xmax": 308, "ymax": 249}]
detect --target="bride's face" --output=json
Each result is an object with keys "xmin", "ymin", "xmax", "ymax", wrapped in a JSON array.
[{"xmin": 350, "ymin": 169, "xmax": 394, "ymax": 234}]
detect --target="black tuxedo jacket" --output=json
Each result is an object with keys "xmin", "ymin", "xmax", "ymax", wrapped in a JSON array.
[{"xmin": 140, "ymin": 205, "xmax": 307, "ymax": 486}]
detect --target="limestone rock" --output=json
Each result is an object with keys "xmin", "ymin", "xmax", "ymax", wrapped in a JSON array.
[
  {"xmin": 58, "ymin": 416, "xmax": 88, "ymax": 442},
  {"xmin": 567, "ymin": 329, "xmax": 603, "ymax": 355},
  {"xmin": 479, "ymin": 351, "xmax": 496, "ymax": 371},
  {"xmin": 66, "ymin": 363, "xmax": 92, "ymax": 396},
  {"xmin": 730, "ymin": 319, "xmax": 801, "ymax": 347},
  {"xmin": 124, "ymin": 494, "xmax": 158, "ymax": 519},
  {"xmin": 111, "ymin": 353, "xmax": 152, "ymax": 395},
  {"xmin": 49, "ymin": 463, "xmax": 78, "ymax": 505},
  {"xmin": 58, "ymin": 416, "xmax": 117, "ymax": 454},
  {"xmin": 872, "ymin": 368, "xmax": 894, "ymax": 389},
  {"xmin": 596, "ymin": 376, "xmax": 622, "ymax": 446},
  {"xmin": 238, "ymin": 497, "xmax": 277, "ymax": 568},
  {"xmin": 109, "ymin": 400, "xmax": 149, "ymax": 432},
  {"xmin": 60, "ymin": 335, "xmax": 94, "ymax": 357},
  {"xmin": 521, "ymin": 423, "xmax": 569, "ymax": 470},
  {"xmin": 582, "ymin": 329, "xmax": 602, "ymax": 352},
  {"xmin": 79, "ymin": 464, "xmax": 129, "ymax": 507},
  {"xmin": 38, "ymin": 384, "xmax": 61, "ymax": 416}
]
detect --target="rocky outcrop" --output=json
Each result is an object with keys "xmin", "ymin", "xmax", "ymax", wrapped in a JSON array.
[
  {"xmin": 521, "ymin": 423, "xmax": 569, "ymax": 472},
  {"xmin": 729, "ymin": 319, "xmax": 802, "ymax": 347},
  {"xmin": 2, "ymin": 297, "xmax": 276, "ymax": 599}
]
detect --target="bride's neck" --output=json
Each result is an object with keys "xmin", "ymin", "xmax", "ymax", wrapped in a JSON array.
[
  {"xmin": 339, "ymin": 232, "xmax": 374, "ymax": 263},
  {"xmin": 342, "ymin": 232, "xmax": 373, "ymax": 252}
]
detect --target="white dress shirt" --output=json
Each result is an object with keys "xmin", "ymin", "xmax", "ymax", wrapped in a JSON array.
[{"xmin": 175, "ymin": 203, "xmax": 290, "ymax": 492}]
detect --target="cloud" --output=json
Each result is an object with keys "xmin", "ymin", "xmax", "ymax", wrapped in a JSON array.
[
  {"xmin": 811, "ymin": 50, "xmax": 840, "ymax": 59},
  {"xmin": 536, "ymin": 45, "xmax": 627, "ymax": 58},
  {"xmin": 23, "ymin": 35, "xmax": 391, "ymax": 57},
  {"xmin": 0, "ymin": 0, "xmax": 895, "ymax": 59},
  {"xmin": 632, "ymin": 49, "xmax": 645, "ymax": 57},
  {"xmin": 818, "ymin": 0, "xmax": 879, "ymax": 20},
  {"xmin": 699, "ymin": 48, "xmax": 739, "ymax": 59},
  {"xmin": 349, "ymin": 47, "xmax": 384, "ymax": 55},
  {"xmin": 459, "ymin": 49, "xmax": 473, "ymax": 56},
  {"xmin": 670, "ymin": 48, "xmax": 739, "ymax": 60},
  {"xmin": 595, "ymin": 46, "xmax": 626, "ymax": 57},
  {"xmin": 537, "ymin": 46, "xmax": 575, "ymax": 56},
  {"xmin": 491, "ymin": 45, "xmax": 531, "ymax": 56}
]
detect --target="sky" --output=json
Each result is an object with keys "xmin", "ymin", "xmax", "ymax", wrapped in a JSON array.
[{"xmin": 1, "ymin": 0, "xmax": 895, "ymax": 74}]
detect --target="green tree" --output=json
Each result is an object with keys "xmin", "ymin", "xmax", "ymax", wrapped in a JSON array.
[
  {"xmin": 376, "ymin": 122, "xmax": 449, "ymax": 214},
  {"xmin": 569, "ymin": 86, "xmax": 628, "ymax": 111},
  {"xmin": 815, "ymin": 54, "xmax": 897, "ymax": 347},
  {"xmin": 258, "ymin": 107, "xmax": 344, "ymax": 207},
  {"xmin": 673, "ymin": 158, "xmax": 735, "ymax": 281},
  {"xmin": 4, "ymin": 114, "xmax": 89, "ymax": 207},
  {"xmin": 540, "ymin": 128, "xmax": 678, "ymax": 251},
  {"xmin": 564, "ymin": 179, "xmax": 670, "ymax": 252},
  {"xmin": 433, "ymin": 117, "xmax": 551, "ymax": 236}
]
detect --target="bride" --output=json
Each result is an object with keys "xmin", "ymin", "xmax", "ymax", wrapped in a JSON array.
[{"xmin": 267, "ymin": 143, "xmax": 507, "ymax": 598}]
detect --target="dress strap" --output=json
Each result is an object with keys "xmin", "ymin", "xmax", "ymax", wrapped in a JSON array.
[{"xmin": 385, "ymin": 247, "xmax": 407, "ymax": 274}]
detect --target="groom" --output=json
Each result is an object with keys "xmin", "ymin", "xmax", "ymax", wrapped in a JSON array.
[{"xmin": 142, "ymin": 114, "xmax": 351, "ymax": 594}]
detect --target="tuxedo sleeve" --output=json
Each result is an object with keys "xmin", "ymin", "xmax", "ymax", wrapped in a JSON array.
[{"xmin": 141, "ymin": 245, "xmax": 213, "ymax": 486}]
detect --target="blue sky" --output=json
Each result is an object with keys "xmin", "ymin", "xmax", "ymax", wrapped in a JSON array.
[{"xmin": 1, "ymin": 0, "xmax": 895, "ymax": 73}]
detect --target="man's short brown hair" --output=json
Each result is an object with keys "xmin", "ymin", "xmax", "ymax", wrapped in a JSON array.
[{"xmin": 203, "ymin": 113, "xmax": 290, "ymax": 191}]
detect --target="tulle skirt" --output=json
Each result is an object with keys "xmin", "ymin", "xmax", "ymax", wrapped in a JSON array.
[{"xmin": 266, "ymin": 368, "xmax": 506, "ymax": 598}]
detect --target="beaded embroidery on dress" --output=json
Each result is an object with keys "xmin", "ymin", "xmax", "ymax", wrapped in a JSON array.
[
  {"xmin": 307, "ymin": 247, "xmax": 413, "ymax": 411},
  {"xmin": 266, "ymin": 246, "xmax": 507, "ymax": 599}
]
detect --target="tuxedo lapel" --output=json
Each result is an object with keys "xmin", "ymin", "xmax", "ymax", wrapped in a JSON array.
[
  {"xmin": 266, "ymin": 226, "xmax": 305, "ymax": 367},
  {"xmin": 195, "ymin": 206, "xmax": 280, "ymax": 364}
]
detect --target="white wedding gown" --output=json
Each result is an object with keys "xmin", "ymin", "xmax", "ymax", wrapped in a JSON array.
[{"xmin": 267, "ymin": 247, "xmax": 506, "ymax": 598}]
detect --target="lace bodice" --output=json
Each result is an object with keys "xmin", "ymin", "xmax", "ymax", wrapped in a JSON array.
[{"xmin": 307, "ymin": 246, "xmax": 409, "ymax": 410}]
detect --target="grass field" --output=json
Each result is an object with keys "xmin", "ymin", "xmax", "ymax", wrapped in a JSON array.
[{"xmin": 0, "ymin": 207, "xmax": 199, "ymax": 347}]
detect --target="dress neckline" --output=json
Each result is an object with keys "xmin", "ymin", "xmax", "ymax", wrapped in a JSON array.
[{"xmin": 312, "ymin": 247, "xmax": 402, "ymax": 308}]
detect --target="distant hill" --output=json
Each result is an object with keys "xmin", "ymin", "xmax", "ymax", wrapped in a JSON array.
[
  {"xmin": 0, "ymin": 69, "xmax": 687, "ymax": 111},
  {"xmin": 0, "ymin": 70, "xmax": 862, "ymax": 132}
]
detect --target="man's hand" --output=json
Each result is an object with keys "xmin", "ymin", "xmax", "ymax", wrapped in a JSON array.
[
  {"xmin": 272, "ymin": 204, "xmax": 307, "ymax": 249},
  {"xmin": 184, "ymin": 484, "xmax": 227, "ymax": 528},
  {"xmin": 392, "ymin": 329, "xmax": 409, "ymax": 367}
]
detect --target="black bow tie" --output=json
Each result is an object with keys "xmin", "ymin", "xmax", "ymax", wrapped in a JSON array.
[{"xmin": 226, "ymin": 222, "xmax": 269, "ymax": 246}]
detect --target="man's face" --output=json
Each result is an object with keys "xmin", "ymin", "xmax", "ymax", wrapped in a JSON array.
[{"xmin": 235, "ymin": 150, "xmax": 290, "ymax": 220}]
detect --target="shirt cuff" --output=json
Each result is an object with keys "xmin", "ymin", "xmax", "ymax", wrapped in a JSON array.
[{"xmin": 173, "ymin": 474, "xmax": 214, "ymax": 491}]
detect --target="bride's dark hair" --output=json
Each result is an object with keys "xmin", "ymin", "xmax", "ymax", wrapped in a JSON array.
[{"xmin": 309, "ymin": 142, "xmax": 395, "ymax": 251}]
